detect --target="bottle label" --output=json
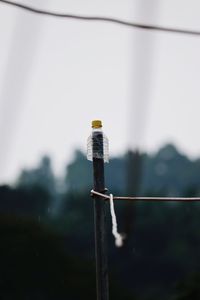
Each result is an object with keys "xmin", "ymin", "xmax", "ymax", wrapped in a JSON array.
[{"xmin": 87, "ymin": 132, "xmax": 109, "ymax": 163}]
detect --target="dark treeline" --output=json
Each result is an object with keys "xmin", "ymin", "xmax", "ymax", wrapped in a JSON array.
[{"xmin": 0, "ymin": 144, "xmax": 200, "ymax": 299}]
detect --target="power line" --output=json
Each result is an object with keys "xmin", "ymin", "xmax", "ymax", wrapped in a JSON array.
[{"xmin": 1, "ymin": 0, "xmax": 200, "ymax": 37}]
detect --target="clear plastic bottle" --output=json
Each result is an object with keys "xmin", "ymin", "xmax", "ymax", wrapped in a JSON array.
[{"xmin": 87, "ymin": 120, "xmax": 109, "ymax": 163}]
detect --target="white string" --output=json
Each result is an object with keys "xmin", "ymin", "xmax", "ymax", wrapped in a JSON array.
[{"xmin": 109, "ymin": 194, "xmax": 124, "ymax": 247}]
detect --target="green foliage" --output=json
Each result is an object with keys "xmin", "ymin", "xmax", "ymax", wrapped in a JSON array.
[
  {"xmin": 65, "ymin": 144, "xmax": 200, "ymax": 197},
  {"xmin": 17, "ymin": 155, "xmax": 56, "ymax": 196},
  {"xmin": 1, "ymin": 144, "xmax": 200, "ymax": 299},
  {"xmin": 0, "ymin": 215, "xmax": 96, "ymax": 299},
  {"xmin": 172, "ymin": 273, "xmax": 200, "ymax": 300},
  {"xmin": 66, "ymin": 150, "xmax": 92, "ymax": 192}
]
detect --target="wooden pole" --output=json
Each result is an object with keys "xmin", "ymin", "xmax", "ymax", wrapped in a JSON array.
[{"xmin": 92, "ymin": 123, "xmax": 109, "ymax": 300}]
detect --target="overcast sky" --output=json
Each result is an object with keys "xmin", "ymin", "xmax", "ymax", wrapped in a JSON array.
[{"xmin": 0, "ymin": 0, "xmax": 200, "ymax": 183}]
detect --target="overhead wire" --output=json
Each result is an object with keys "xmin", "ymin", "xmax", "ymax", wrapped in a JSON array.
[{"xmin": 0, "ymin": 0, "xmax": 200, "ymax": 37}]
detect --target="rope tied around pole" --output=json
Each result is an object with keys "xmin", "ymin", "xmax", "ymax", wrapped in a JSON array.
[
  {"xmin": 91, "ymin": 189, "xmax": 200, "ymax": 247},
  {"xmin": 109, "ymin": 194, "xmax": 124, "ymax": 247},
  {"xmin": 91, "ymin": 189, "xmax": 124, "ymax": 247}
]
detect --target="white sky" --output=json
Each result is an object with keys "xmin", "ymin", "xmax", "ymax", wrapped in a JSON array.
[{"xmin": 0, "ymin": 0, "xmax": 200, "ymax": 183}]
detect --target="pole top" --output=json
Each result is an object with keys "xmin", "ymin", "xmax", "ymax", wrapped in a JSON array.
[{"xmin": 92, "ymin": 120, "xmax": 102, "ymax": 128}]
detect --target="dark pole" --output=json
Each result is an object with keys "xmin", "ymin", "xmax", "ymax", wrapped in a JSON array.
[{"xmin": 92, "ymin": 123, "xmax": 109, "ymax": 300}]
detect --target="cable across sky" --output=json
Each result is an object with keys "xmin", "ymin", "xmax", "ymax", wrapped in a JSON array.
[{"xmin": 1, "ymin": 0, "xmax": 200, "ymax": 37}]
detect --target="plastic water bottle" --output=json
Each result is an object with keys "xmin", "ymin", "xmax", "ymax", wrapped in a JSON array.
[{"xmin": 87, "ymin": 120, "xmax": 109, "ymax": 163}]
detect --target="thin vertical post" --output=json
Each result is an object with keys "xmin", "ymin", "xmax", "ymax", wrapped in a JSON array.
[{"xmin": 92, "ymin": 127, "xmax": 109, "ymax": 300}]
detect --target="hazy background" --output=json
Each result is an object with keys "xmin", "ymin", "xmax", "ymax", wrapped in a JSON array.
[
  {"xmin": 1, "ymin": 0, "xmax": 200, "ymax": 183},
  {"xmin": 1, "ymin": 1, "xmax": 200, "ymax": 300}
]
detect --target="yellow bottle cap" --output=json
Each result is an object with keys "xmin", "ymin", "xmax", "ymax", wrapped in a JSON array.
[{"xmin": 92, "ymin": 120, "xmax": 102, "ymax": 128}]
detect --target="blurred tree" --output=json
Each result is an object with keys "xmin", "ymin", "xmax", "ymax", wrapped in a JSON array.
[
  {"xmin": 65, "ymin": 150, "xmax": 92, "ymax": 192},
  {"xmin": 0, "ymin": 185, "xmax": 50, "ymax": 216},
  {"xmin": 65, "ymin": 144, "xmax": 200, "ymax": 196},
  {"xmin": 0, "ymin": 215, "xmax": 96, "ymax": 300},
  {"xmin": 1, "ymin": 144, "xmax": 200, "ymax": 299},
  {"xmin": 17, "ymin": 156, "xmax": 56, "ymax": 196},
  {"xmin": 172, "ymin": 273, "xmax": 200, "ymax": 300}
]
